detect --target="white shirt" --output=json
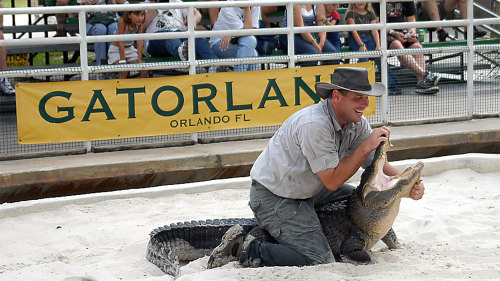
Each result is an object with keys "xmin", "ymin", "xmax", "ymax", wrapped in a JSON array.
[
  {"xmin": 208, "ymin": 0, "xmax": 260, "ymax": 47},
  {"xmin": 145, "ymin": 0, "xmax": 188, "ymax": 34}
]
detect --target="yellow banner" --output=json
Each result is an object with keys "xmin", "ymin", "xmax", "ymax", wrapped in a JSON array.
[{"xmin": 16, "ymin": 62, "xmax": 377, "ymax": 144}]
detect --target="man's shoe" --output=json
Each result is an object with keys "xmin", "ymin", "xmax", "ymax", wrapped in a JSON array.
[
  {"xmin": 437, "ymin": 29, "xmax": 449, "ymax": 42},
  {"xmin": 177, "ymin": 40, "xmax": 189, "ymax": 61},
  {"xmin": 424, "ymin": 72, "xmax": 440, "ymax": 86},
  {"xmin": 415, "ymin": 80, "xmax": 439, "ymax": 95},
  {"xmin": 207, "ymin": 224, "xmax": 246, "ymax": 269},
  {"xmin": 239, "ymin": 229, "xmax": 261, "ymax": 267},
  {"xmin": 0, "ymin": 78, "xmax": 15, "ymax": 95}
]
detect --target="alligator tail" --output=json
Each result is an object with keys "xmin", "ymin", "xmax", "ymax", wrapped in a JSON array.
[{"xmin": 147, "ymin": 218, "xmax": 257, "ymax": 276}]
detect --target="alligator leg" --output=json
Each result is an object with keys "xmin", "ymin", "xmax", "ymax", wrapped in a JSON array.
[
  {"xmin": 340, "ymin": 230, "xmax": 373, "ymax": 263},
  {"xmin": 381, "ymin": 228, "xmax": 401, "ymax": 249}
]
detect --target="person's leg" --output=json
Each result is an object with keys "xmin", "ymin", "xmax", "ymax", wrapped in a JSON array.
[
  {"xmin": 235, "ymin": 35, "xmax": 258, "ymax": 71},
  {"xmin": 0, "ymin": 23, "xmax": 15, "ymax": 95},
  {"xmin": 321, "ymin": 39, "xmax": 340, "ymax": 65},
  {"xmin": 87, "ymin": 23, "xmax": 108, "ymax": 65},
  {"xmin": 147, "ymin": 31, "xmax": 183, "ymax": 58},
  {"xmin": 348, "ymin": 35, "xmax": 368, "ymax": 63},
  {"xmin": 421, "ymin": 0, "xmax": 449, "ymax": 41},
  {"xmin": 408, "ymin": 42, "xmax": 427, "ymax": 82},
  {"xmin": 391, "ymin": 40, "xmax": 426, "ymax": 82},
  {"xmin": 105, "ymin": 22, "xmax": 119, "ymax": 64},
  {"xmin": 293, "ymin": 34, "xmax": 320, "ymax": 67},
  {"xmin": 245, "ymin": 181, "xmax": 335, "ymax": 266},
  {"xmin": 312, "ymin": 183, "xmax": 356, "ymax": 206},
  {"xmin": 55, "ymin": 0, "xmax": 70, "ymax": 37},
  {"xmin": 194, "ymin": 38, "xmax": 219, "ymax": 60}
]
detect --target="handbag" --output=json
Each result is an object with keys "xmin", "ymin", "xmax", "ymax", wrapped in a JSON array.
[{"xmin": 88, "ymin": 12, "xmax": 117, "ymax": 25}]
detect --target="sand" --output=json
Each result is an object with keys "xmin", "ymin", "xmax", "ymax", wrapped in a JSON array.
[{"xmin": 0, "ymin": 153, "xmax": 499, "ymax": 281}]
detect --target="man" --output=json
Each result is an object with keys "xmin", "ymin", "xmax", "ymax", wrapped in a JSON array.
[{"xmin": 210, "ymin": 67, "xmax": 425, "ymax": 267}]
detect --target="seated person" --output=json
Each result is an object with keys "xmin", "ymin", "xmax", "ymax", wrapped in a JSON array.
[
  {"xmin": 143, "ymin": 0, "xmax": 221, "ymax": 72},
  {"xmin": 208, "ymin": 0, "xmax": 260, "ymax": 72},
  {"xmin": 323, "ymin": 3, "xmax": 341, "ymax": 51},
  {"xmin": 373, "ymin": 1, "xmax": 440, "ymax": 95},
  {"xmin": 80, "ymin": 0, "xmax": 127, "ymax": 66},
  {"xmin": 439, "ymin": 0, "xmax": 486, "ymax": 38},
  {"xmin": 278, "ymin": 4, "xmax": 340, "ymax": 67},
  {"xmin": 418, "ymin": 0, "xmax": 449, "ymax": 42}
]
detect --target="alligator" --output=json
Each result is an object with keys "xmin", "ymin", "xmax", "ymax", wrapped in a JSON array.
[{"xmin": 146, "ymin": 140, "xmax": 424, "ymax": 276}]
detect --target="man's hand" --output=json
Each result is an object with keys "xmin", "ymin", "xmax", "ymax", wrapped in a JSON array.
[
  {"xmin": 410, "ymin": 179, "xmax": 425, "ymax": 200},
  {"xmin": 364, "ymin": 126, "xmax": 390, "ymax": 152}
]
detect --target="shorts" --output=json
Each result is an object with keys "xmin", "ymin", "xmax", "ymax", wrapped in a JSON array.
[
  {"xmin": 107, "ymin": 44, "xmax": 139, "ymax": 65},
  {"xmin": 387, "ymin": 34, "xmax": 422, "ymax": 49}
]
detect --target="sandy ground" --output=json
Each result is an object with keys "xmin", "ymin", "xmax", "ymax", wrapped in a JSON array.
[{"xmin": 0, "ymin": 154, "xmax": 499, "ymax": 281}]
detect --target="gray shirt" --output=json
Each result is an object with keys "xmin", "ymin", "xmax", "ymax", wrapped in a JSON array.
[{"xmin": 250, "ymin": 99, "xmax": 374, "ymax": 199}]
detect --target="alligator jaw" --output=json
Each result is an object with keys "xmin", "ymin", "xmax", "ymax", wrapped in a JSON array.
[{"xmin": 360, "ymin": 141, "xmax": 424, "ymax": 209}]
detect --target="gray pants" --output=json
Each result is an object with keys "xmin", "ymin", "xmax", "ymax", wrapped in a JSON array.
[{"xmin": 249, "ymin": 180, "xmax": 355, "ymax": 265}]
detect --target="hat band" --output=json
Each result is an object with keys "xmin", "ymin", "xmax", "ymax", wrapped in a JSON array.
[{"xmin": 337, "ymin": 83, "xmax": 372, "ymax": 92}]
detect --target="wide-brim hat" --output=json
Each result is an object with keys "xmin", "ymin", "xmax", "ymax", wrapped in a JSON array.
[{"xmin": 315, "ymin": 67, "xmax": 386, "ymax": 99}]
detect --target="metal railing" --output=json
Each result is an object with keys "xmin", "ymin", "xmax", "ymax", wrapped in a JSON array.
[{"xmin": 0, "ymin": 0, "xmax": 499, "ymax": 160}]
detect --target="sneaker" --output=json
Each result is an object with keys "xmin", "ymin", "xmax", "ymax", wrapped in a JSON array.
[
  {"xmin": 473, "ymin": 27, "xmax": 487, "ymax": 38},
  {"xmin": 437, "ymin": 29, "xmax": 449, "ymax": 42},
  {"xmin": 0, "ymin": 78, "xmax": 15, "ymax": 95},
  {"xmin": 415, "ymin": 80, "xmax": 439, "ymax": 95},
  {"xmin": 424, "ymin": 72, "xmax": 440, "ymax": 86},
  {"xmin": 216, "ymin": 65, "xmax": 233, "ymax": 72},
  {"xmin": 177, "ymin": 40, "xmax": 189, "ymax": 61},
  {"xmin": 208, "ymin": 66, "xmax": 217, "ymax": 73},
  {"xmin": 239, "ymin": 227, "xmax": 268, "ymax": 268},
  {"xmin": 207, "ymin": 224, "xmax": 246, "ymax": 269},
  {"xmin": 388, "ymin": 85, "xmax": 402, "ymax": 96},
  {"xmin": 464, "ymin": 28, "xmax": 488, "ymax": 39}
]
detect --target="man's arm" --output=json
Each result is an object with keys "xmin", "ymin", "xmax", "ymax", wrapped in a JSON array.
[{"xmin": 317, "ymin": 127, "xmax": 390, "ymax": 191}]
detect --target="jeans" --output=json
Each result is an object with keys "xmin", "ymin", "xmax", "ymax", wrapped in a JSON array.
[
  {"xmin": 279, "ymin": 34, "xmax": 340, "ymax": 67},
  {"xmin": 326, "ymin": 32, "xmax": 341, "ymax": 52},
  {"xmin": 348, "ymin": 34, "xmax": 400, "ymax": 89},
  {"xmin": 87, "ymin": 22, "xmax": 118, "ymax": 65},
  {"xmin": 210, "ymin": 36, "xmax": 258, "ymax": 72},
  {"xmin": 147, "ymin": 30, "xmax": 218, "ymax": 60}
]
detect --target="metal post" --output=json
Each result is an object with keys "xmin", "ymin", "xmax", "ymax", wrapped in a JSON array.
[
  {"xmin": 466, "ymin": 0, "xmax": 474, "ymax": 117},
  {"xmin": 78, "ymin": 10, "xmax": 92, "ymax": 153},
  {"xmin": 380, "ymin": 0, "xmax": 388, "ymax": 124},
  {"xmin": 286, "ymin": 3, "xmax": 295, "ymax": 68},
  {"xmin": 187, "ymin": 6, "xmax": 196, "ymax": 75}
]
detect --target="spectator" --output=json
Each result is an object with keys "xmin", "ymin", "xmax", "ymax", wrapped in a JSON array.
[
  {"xmin": 144, "ymin": 0, "xmax": 222, "ymax": 73},
  {"xmin": 440, "ymin": 0, "xmax": 486, "ymax": 38},
  {"xmin": 80, "ymin": 0, "xmax": 126, "ymax": 66},
  {"xmin": 345, "ymin": 2, "xmax": 401, "ymax": 95},
  {"xmin": 373, "ymin": 1, "xmax": 440, "ymax": 95},
  {"xmin": 278, "ymin": 4, "xmax": 340, "ymax": 67},
  {"xmin": 201, "ymin": 0, "xmax": 220, "ymax": 27},
  {"xmin": 208, "ymin": 0, "xmax": 260, "ymax": 72},
  {"xmin": 419, "ymin": 0, "xmax": 450, "ymax": 42},
  {"xmin": 0, "ymin": 0, "xmax": 15, "ymax": 95},
  {"xmin": 260, "ymin": 5, "xmax": 285, "ymax": 28},
  {"xmin": 108, "ymin": 10, "xmax": 148, "ymax": 79},
  {"xmin": 323, "ymin": 3, "xmax": 341, "ymax": 51},
  {"xmin": 55, "ymin": 0, "xmax": 70, "ymax": 37}
]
